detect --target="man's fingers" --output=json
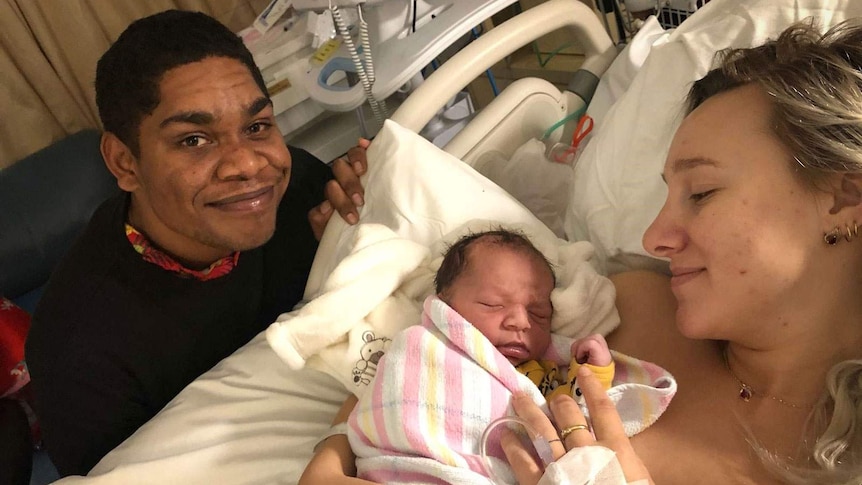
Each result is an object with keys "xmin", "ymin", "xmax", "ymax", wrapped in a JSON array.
[
  {"xmin": 307, "ymin": 200, "xmax": 333, "ymax": 241},
  {"xmin": 331, "ymin": 157, "xmax": 364, "ymax": 207},
  {"xmin": 577, "ymin": 367, "xmax": 626, "ymax": 442},
  {"xmin": 501, "ymin": 428, "xmax": 543, "ymax": 485},
  {"xmin": 346, "ymin": 143, "xmax": 369, "ymax": 176},
  {"xmin": 324, "ymin": 180, "xmax": 358, "ymax": 225},
  {"xmin": 323, "ymin": 140, "xmax": 369, "ymax": 228}
]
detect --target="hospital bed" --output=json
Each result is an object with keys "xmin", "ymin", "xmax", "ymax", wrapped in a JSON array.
[{"xmin": 56, "ymin": 0, "xmax": 862, "ymax": 483}]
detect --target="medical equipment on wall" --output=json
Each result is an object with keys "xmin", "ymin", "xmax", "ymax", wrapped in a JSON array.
[
  {"xmin": 252, "ymin": 0, "xmax": 296, "ymax": 34},
  {"xmin": 292, "ymin": 1, "xmax": 519, "ymax": 120},
  {"xmin": 622, "ymin": 0, "xmax": 710, "ymax": 29},
  {"xmin": 241, "ymin": 14, "xmax": 325, "ymax": 141}
]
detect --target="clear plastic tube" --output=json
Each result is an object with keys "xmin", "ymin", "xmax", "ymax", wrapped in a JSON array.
[{"xmin": 480, "ymin": 416, "xmax": 556, "ymax": 485}]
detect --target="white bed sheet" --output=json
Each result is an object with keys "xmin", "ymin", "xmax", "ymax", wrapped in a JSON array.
[
  {"xmin": 59, "ymin": 333, "xmax": 349, "ymax": 484},
  {"xmin": 56, "ymin": 0, "xmax": 862, "ymax": 483}
]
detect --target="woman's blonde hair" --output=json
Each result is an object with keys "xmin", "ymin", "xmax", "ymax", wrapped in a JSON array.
[
  {"xmin": 688, "ymin": 19, "xmax": 862, "ymax": 484},
  {"xmin": 688, "ymin": 19, "xmax": 862, "ymax": 188}
]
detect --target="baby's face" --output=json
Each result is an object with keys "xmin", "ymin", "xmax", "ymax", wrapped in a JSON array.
[{"xmin": 443, "ymin": 244, "xmax": 553, "ymax": 365}]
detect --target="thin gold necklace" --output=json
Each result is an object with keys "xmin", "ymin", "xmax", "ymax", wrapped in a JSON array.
[{"xmin": 722, "ymin": 347, "xmax": 811, "ymax": 409}]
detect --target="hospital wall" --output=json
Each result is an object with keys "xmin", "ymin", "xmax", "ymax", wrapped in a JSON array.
[{"xmin": 1, "ymin": 0, "xmax": 271, "ymax": 170}]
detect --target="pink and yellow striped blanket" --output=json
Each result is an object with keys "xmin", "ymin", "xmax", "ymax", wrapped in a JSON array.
[{"xmin": 347, "ymin": 297, "xmax": 676, "ymax": 484}]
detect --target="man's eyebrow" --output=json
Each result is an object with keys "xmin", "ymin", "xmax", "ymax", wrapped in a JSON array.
[
  {"xmin": 159, "ymin": 111, "xmax": 213, "ymax": 129},
  {"xmin": 246, "ymin": 97, "xmax": 272, "ymax": 117},
  {"xmin": 661, "ymin": 157, "xmax": 719, "ymax": 183},
  {"xmin": 158, "ymin": 97, "xmax": 272, "ymax": 129}
]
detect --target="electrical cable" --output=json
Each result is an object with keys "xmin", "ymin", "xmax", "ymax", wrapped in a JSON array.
[
  {"xmin": 356, "ymin": 4, "xmax": 388, "ymax": 121},
  {"xmin": 613, "ymin": 0, "xmax": 641, "ymax": 36},
  {"xmin": 358, "ymin": 6, "xmax": 375, "ymax": 87},
  {"xmin": 594, "ymin": 0, "xmax": 615, "ymax": 44},
  {"xmin": 356, "ymin": 5, "xmax": 389, "ymax": 115},
  {"xmin": 531, "ymin": 41, "xmax": 579, "ymax": 68},
  {"xmin": 611, "ymin": 0, "xmax": 627, "ymax": 43},
  {"xmin": 330, "ymin": 1, "xmax": 387, "ymax": 125},
  {"xmin": 487, "ymin": 69, "xmax": 499, "ymax": 97}
]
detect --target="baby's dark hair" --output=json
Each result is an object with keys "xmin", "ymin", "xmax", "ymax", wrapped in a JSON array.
[
  {"xmin": 95, "ymin": 9, "xmax": 268, "ymax": 156},
  {"xmin": 434, "ymin": 228, "xmax": 555, "ymax": 296}
]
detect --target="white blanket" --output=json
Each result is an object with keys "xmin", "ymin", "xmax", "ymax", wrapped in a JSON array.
[
  {"xmin": 267, "ymin": 220, "xmax": 620, "ymax": 395},
  {"xmin": 348, "ymin": 296, "xmax": 676, "ymax": 484}
]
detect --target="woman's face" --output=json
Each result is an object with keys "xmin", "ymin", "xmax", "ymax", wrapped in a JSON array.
[{"xmin": 643, "ymin": 84, "xmax": 835, "ymax": 342}]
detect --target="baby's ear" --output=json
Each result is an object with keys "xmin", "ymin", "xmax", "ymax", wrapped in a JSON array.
[{"xmin": 829, "ymin": 173, "xmax": 862, "ymax": 215}]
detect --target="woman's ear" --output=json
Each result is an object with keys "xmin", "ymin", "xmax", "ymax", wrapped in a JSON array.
[
  {"xmin": 101, "ymin": 132, "xmax": 140, "ymax": 193},
  {"xmin": 829, "ymin": 173, "xmax": 862, "ymax": 215}
]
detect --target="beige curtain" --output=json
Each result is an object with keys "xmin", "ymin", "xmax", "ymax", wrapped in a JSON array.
[{"xmin": 0, "ymin": 0, "xmax": 271, "ymax": 168}]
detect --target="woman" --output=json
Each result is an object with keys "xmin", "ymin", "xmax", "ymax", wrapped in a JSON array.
[{"xmin": 509, "ymin": 19, "xmax": 862, "ymax": 485}]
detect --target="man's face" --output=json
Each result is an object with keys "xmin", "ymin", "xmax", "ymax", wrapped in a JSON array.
[{"xmin": 123, "ymin": 56, "xmax": 291, "ymax": 267}]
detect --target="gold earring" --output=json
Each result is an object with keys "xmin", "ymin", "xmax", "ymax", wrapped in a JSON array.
[
  {"xmin": 825, "ymin": 226, "xmax": 841, "ymax": 245},
  {"xmin": 845, "ymin": 222, "xmax": 859, "ymax": 242}
]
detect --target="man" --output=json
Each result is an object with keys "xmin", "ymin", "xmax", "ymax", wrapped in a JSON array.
[{"xmin": 25, "ymin": 10, "xmax": 367, "ymax": 477}]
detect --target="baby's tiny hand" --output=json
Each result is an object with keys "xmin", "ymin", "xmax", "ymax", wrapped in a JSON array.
[{"xmin": 571, "ymin": 334, "xmax": 612, "ymax": 367}]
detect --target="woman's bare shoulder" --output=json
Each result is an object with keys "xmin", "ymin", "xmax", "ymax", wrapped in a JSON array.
[{"xmin": 607, "ymin": 271, "xmax": 686, "ymax": 362}]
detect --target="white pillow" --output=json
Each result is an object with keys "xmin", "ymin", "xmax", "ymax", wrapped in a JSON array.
[
  {"xmin": 565, "ymin": 0, "xmax": 862, "ymax": 274},
  {"xmin": 305, "ymin": 119, "xmax": 558, "ymax": 299}
]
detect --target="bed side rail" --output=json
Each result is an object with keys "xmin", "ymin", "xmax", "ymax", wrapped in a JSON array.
[{"xmin": 390, "ymin": 0, "xmax": 615, "ymax": 133}]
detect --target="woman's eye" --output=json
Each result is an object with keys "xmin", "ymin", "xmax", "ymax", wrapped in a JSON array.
[{"xmin": 690, "ymin": 189, "xmax": 717, "ymax": 203}]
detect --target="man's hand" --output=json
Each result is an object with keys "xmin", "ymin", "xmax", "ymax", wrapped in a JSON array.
[{"xmin": 309, "ymin": 139, "xmax": 371, "ymax": 241}]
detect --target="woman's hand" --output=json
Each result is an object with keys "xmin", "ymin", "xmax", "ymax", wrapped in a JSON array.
[{"xmin": 502, "ymin": 367, "xmax": 653, "ymax": 485}]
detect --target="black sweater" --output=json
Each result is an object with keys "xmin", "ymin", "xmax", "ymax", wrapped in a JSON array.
[{"xmin": 26, "ymin": 147, "xmax": 331, "ymax": 477}]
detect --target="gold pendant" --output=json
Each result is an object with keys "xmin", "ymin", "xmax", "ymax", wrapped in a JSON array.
[{"xmin": 739, "ymin": 384, "xmax": 753, "ymax": 402}]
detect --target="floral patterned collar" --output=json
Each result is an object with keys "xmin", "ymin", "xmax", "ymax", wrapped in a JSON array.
[{"xmin": 125, "ymin": 223, "xmax": 239, "ymax": 281}]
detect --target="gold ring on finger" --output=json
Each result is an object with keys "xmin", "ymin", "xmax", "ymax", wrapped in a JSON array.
[{"xmin": 559, "ymin": 424, "xmax": 590, "ymax": 440}]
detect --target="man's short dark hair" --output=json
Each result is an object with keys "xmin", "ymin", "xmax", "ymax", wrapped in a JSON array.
[
  {"xmin": 434, "ymin": 228, "xmax": 555, "ymax": 296},
  {"xmin": 95, "ymin": 9, "xmax": 268, "ymax": 155}
]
